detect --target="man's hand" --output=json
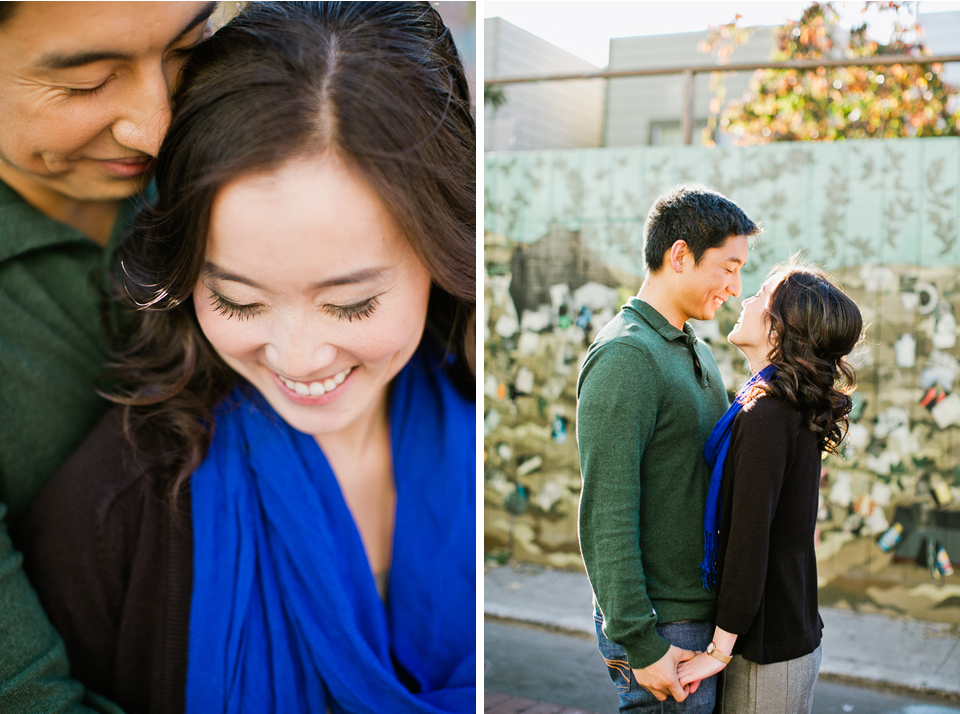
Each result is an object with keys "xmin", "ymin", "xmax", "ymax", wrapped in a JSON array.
[
  {"xmin": 677, "ymin": 651, "xmax": 727, "ymax": 690},
  {"xmin": 630, "ymin": 645, "xmax": 696, "ymax": 702}
]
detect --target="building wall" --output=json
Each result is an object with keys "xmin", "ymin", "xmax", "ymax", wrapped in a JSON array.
[
  {"xmin": 484, "ymin": 138, "xmax": 960, "ymax": 623},
  {"xmin": 485, "ymin": 17, "xmax": 605, "ymax": 151},
  {"xmin": 604, "ymin": 27, "xmax": 776, "ymax": 147},
  {"xmin": 917, "ymin": 10, "xmax": 960, "ymax": 85}
]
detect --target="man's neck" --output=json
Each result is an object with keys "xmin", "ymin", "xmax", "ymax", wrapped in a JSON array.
[
  {"xmin": 0, "ymin": 165, "xmax": 121, "ymax": 248},
  {"xmin": 636, "ymin": 276, "xmax": 688, "ymax": 330}
]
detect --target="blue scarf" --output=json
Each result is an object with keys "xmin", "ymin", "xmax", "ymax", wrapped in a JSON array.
[
  {"xmin": 186, "ymin": 351, "xmax": 475, "ymax": 713},
  {"xmin": 700, "ymin": 364, "xmax": 777, "ymax": 590}
]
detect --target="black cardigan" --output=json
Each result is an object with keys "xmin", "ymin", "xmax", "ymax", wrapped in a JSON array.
[
  {"xmin": 15, "ymin": 408, "xmax": 192, "ymax": 714},
  {"xmin": 714, "ymin": 394, "xmax": 824, "ymax": 665}
]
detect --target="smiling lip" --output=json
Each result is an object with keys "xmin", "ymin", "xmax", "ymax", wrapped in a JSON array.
[
  {"xmin": 94, "ymin": 156, "xmax": 155, "ymax": 179},
  {"xmin": 271, "ymin": 366, "xmax": 357, "ymax": 406}
]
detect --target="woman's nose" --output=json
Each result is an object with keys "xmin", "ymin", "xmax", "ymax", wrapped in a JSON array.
[{"xmin": 264, "ymin": 341, "xmax": 338, "ymax": 382}]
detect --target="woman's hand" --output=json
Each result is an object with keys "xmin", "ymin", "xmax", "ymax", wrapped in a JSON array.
[{"xmin": 677, "ymin": 651, "xmax": 727, "ymax": 688}]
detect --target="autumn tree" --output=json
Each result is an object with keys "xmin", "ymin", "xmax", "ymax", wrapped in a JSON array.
[{"xmin": 707, "ymin": 2, "xmax": 959, "ymax": 143}]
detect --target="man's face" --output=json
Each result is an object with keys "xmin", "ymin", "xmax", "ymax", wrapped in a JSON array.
[
  {"xmin": 0, "ymin": 2, "xmax": 216, "ymax": 207},
  {"xmin": 676, "ymin": 235, "xmax": 749, "ymax": 322}
]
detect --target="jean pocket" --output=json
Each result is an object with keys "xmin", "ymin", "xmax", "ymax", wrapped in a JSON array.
[{"xmin": 594, "ymin": 613, "xmax": 633, "ymax": 695}]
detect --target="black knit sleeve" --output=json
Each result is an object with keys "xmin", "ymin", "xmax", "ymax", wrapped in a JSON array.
[{"xmin": 16, "ymin": 408, "xmax": 144, "ymax": 699}]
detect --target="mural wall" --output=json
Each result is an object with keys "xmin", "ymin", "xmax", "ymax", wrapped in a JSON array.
[{"xmin": 484, "ymin": 138, "xmax": 960, "ymax": 623}]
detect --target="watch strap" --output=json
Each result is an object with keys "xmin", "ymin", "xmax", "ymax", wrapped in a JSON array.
[{"xmin": 706, "ymin": 641, "xmax": 732, "ymax": 664}]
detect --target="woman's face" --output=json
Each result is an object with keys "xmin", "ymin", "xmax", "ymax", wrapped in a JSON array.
[
  {"xmin": 0, "ymin": 2, "xmax": 215, "ymax": 207},
  {"xmin": 194, "ymin": 154, "xmax": 432, "ymax": 440},
  {"xmin": 728, "ymin": 273, "xmax": 783, "ymax": 357}
]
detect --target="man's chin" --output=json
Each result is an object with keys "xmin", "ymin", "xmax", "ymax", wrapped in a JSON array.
[
  {"xmin": 1, "ymin": 165, "xmax": 148, "ymax": 205},
  {"xmin": 79, "ymin": 172, "xmax": 151, "ymax": 201}
]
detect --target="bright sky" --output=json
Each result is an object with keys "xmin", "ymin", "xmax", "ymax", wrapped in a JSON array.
[{"xmin": 483, "ymin": 1, "xmax": 960, "ymax": 68}]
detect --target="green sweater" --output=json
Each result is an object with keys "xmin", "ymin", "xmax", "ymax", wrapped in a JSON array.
[
  {"xmin": 577, "ymin": 297, "xmax": 729, "ymax": 669},
  {"xmin": 0, "ymin": 177, "xmax": 133, "ymax": 713}
]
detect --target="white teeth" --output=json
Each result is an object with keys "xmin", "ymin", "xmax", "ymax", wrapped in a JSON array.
[{"xmin": 280, "ymin": 366, "xmax": 353, "ymax": 397}]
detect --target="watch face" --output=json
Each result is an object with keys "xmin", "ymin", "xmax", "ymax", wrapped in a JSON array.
[{"xmin": 707, "ymin": 643, "xmax": 716, "ymax": 654}]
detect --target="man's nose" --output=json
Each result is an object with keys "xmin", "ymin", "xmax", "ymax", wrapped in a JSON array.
[
  {"xmin": 111, "ymin": 67, "xmax": 172, "ymax": 158},
  {"xmin": 729, "ymin": 270, "xmax": 742, "ymax": 298}
]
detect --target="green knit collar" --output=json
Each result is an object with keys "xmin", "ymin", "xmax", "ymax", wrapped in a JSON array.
[
  {"xmin": 625, "ymin": 296, "xmax": 699, "ymax": 344},
  {"xmin": 0, "ymin": 177, "xmax": 140, "ymax": 265}
]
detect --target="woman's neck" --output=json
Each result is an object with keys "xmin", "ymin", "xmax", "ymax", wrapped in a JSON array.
[
  {"xmin": 739, "ymin": 346, "xmax": 772, "ymax": 375},
  {"xmin": 314, "ymin": 386, "xmax": 390, "ymax": 463},
  {"xmin": 315, "ymin": 387, "xmax": 395, "ymax": 576}
]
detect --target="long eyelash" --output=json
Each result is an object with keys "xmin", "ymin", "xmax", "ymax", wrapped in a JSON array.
[
  {"xmin": 326, "ymin": 296, "xmax": 380, "ymax": 322},
  {"xmin": 65, "ymin": 83, "xmax": 109, "ymax": 98},
  {"xmin": 211, "ymin": 293, "xmax": 262, "ymax": 321}
]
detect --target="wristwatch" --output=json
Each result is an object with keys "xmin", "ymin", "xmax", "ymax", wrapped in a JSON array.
[{"xmin": 706, "ymin": 641, "xmax": 732, "ymax": 664}]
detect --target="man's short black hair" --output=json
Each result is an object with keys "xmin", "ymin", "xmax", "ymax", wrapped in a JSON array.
[{"xmin": 643, "ymin": 184, "xmax": 761, "ymax": 273}]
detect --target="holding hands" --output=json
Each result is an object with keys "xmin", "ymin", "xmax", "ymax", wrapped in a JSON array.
[
  {"xmin": 632, "ymin": 645, "xmax": 700, "ymax": 702},
  {"xmin": 677, "ymin": 628, "xmax": 737, "ymax": 695},
  {"xmin": 633, "ymin": 629, "xmax": 735, "ymax": 702},
  {"xmin": 677, "ymin": 649, "xmax": 727, "ymax": 690}
]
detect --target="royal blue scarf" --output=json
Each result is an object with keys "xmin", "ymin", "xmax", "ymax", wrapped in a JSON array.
[
  {"xmin": 700, "ymin": 364, "xmax": 777, "ymax": 590},
  {"xmin": 186, "ymin": 350, "xmax": 475, "ymax": 713}
]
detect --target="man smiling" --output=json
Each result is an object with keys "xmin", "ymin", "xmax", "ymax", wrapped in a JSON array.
[
  {"xmin": 0, "ymin": 3, "xmax": 216, "ymax": 711},
  {"xmin": 577, "ymin": 185, "xmax": 760, "ymax": 713}
]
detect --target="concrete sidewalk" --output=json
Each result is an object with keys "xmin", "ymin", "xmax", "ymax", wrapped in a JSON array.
[{"xmin": 484, "ymin": 562, "xmax": 960, "ymax": 698}]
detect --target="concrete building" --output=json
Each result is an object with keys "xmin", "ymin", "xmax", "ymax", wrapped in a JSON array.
[
  {"xmin": 917, "ymin": 9, "xmax": 960, "ymax": 85},
  {"xmin": 484, "ymin": 17, "xmax": 605, "ymax": 151},
  {"xmin": 604, "ymin": 27, "xmax": 776, "ymax": 146},
  {"xmin": 486, "ymin": 10, "xmax": 960, "ymax": 152}
]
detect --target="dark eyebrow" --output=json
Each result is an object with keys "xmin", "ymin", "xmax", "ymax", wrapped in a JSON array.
[
  {"xmin": 174, "ymin": 2, "xmax": 219, "ymax": 44},
  {"xmin": 36, "ymin": 50, "xmax": 132, "ymax": 71},
  {"xmin": 202, "ymin": 263, "xmax": 389, "ymax": 291},
  {"xmin": 35, "ymin": 2, "xmax": 218, "ymax": 70},
  {"xmin": 722, "ymin": 256, "xmax": 745, "ymax": 266}
]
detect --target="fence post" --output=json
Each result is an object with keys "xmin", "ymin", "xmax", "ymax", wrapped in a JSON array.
[{"xmin": 682, "ymin": 68, "xmax": 694, "ymax": 145}]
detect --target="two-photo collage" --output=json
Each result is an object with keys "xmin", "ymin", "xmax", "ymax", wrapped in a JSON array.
[{"xmin": 1, "ymin": 2, "xmax": 960, "ymax": 713}]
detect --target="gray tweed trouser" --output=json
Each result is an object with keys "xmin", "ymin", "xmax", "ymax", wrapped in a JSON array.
[{"xmin": 718, "ymin": 645, "xmax": 822, "ymax": 714}]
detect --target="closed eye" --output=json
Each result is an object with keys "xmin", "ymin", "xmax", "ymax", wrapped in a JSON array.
[
  {"xmin": 211, "ymin": 292, "xmax": 262, "ymax": 321},
  {"xmin": 324, "ymin": 295, "xmax": 380, "ymax": 322},
  {"xmin": 64, "ymin": 81, "xmax": 110, "ymax": 97}
]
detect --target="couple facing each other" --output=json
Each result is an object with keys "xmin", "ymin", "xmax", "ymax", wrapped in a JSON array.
[
  {"xmin": 2, "ymin": 2, "xmax": 474, "ymax": 713},
  {"xmin": 578, "ymin": 186, "xmax": 864, "ymax": 714}
]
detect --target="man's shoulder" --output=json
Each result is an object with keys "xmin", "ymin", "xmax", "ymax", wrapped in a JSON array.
[
  {"xmin": 590, "ymin": 309, "xmax": 660, "ymax": 357},
  {"xmin": 578, "ymin": 316, "xmax": 661, "ymax": 402}
]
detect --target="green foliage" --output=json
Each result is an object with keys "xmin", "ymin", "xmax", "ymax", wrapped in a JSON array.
[
  {"xmin": 712, "ymin": 2, "xmax": 959, "ymax": 143},
  {"xmin": 486, "ymin": 84, "xmax": 507, "ymax": 111}
]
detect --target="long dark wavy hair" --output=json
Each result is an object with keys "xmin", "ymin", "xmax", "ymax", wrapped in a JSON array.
[
  {"xmin": 761, "ymin": 265, "xmax": 862, "ymax": 454},
  {"xmin": 108, "ymin": 1, "xmax": 475, "ymax": 502}
]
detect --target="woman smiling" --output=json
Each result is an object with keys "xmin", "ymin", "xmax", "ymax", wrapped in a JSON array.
[{"xmin": 19, "ymin": 3, "xmax": 476, "ymax": 713}]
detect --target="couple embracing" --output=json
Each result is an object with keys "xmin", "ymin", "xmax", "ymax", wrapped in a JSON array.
[
  {"xmin": 1, "ymin": 2, "xmax": 474, "ymax": 712},
  {"xmin": 577, "ymin": 186, "xmax": 863, "ymax": 713}
]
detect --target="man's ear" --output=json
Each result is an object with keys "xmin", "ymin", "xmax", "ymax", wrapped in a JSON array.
[{"xmin": 668, "ymin": 240, "xmax": 690, "ymax": 274}]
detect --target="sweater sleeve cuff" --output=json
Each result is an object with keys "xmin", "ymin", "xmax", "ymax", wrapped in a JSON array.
[
  {"xmin": 714, "ymin": 610, "xmax": 752, "ymax": 637},
  {"xmin": 622, "ymin": 629, "xmax": 672, "ymax": 670}
]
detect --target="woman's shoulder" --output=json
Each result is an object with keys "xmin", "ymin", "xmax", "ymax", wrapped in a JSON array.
[
  {"xmin": 738, "ymin": 389, "xmax": 802, "ymax": 430},
  {"xmin": 22, "ymin": 407, "xmax": 167, "ymax": 544}
]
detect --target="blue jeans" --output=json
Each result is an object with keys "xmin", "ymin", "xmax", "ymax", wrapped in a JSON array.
[{"xmin": 595, "ymin": 612, "xmax": 717, "ymax": 713}]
